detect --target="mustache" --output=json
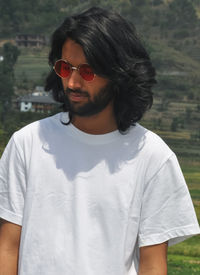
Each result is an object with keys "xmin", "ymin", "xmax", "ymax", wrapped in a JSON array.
[{"xmin": 65, "ymin": 88, "xmax": 89, "ymax": 97}]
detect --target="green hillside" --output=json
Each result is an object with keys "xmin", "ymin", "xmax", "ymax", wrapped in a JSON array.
[{"xmin": 0, "ymin": 0, "xmax": 200, "ymax": 273}]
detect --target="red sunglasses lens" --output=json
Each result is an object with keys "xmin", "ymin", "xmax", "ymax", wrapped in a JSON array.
[
  {"xmin": 54, "ymin": 60, "xmax": 94, "ymax": 81},
  {"xmin": 79, "ymin": 64, "xmax": 94, "ymax": 81},
  {"xmin": 55, "ymin": 60, "xmax": 71, "ymax": 78}
]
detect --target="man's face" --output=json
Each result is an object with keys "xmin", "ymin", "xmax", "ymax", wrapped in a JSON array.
[{"xmin": 61, "ymin": 39, "xmax": 114, "ymax": 117}]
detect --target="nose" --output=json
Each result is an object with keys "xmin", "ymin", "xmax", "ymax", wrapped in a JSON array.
[{"xmin": 67, "ymin": 69, "xmax": 83, "ymax": 90}]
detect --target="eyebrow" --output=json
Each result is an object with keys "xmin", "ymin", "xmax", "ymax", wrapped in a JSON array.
[
  {"xmin": 61, "ymin": 53, "xmax": 88, "ymax": 65},
  {"xmin": 60, "ymin": 59, "xmax": 90, "ymax": 67}
]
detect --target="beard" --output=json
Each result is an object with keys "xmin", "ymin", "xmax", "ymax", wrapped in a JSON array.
[{"xmin": 63, "ymin": 82, "xmax": 115, "ymax": 117}]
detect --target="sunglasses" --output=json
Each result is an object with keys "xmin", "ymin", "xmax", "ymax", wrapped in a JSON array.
[{"xmin": 53, "ymin": 59, "xmax": 95, "ymax": 81}]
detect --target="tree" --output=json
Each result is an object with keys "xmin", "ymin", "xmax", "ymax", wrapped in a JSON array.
[
  {"xmin": 185, "ymin": 107, "xmax": 192, "ymax": 123},
  {"xmin": 0, "ymin": 72, "xmax": 13, "ymax": 123},
  {"xmin": 2, "ymin": 43, "xmax": 20, "ymax": 75},
  {"xmin": 130, "ymin": 0, "xmax": 147, "ymax": 6},
  {"xmin": 0, "ymin": 43, "xmax": 20, "ymax": 124},
  {"xmin": 170, "ymin": 117, "xmax": 178, "ymax": 132},
  {"xmin": 167, "ymin": 0, "xmax": 198, "ymax": 29}
]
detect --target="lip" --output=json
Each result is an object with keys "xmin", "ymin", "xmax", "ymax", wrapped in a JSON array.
[{"xmin": 69, "ymin": 92, "xmax": 87, "ymax": 102}]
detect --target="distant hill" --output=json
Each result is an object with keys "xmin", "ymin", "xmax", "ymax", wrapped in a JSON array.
[
  {"xmin": 1, "ymin": 0, "xmax": 200, "ymax": 161},
  {"xmin": 0, "ymin": 0, "xmax": 200, "ymax": 99}
]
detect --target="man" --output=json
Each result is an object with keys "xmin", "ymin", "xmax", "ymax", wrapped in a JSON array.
[{"xmin": 0, "ymin": 7, "xmax": 199, "ymax": 275}]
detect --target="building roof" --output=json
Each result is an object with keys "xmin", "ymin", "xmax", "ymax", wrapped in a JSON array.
[{"xmin": 16, "ymin": 93, "xmax": 59, "ymax": 104}]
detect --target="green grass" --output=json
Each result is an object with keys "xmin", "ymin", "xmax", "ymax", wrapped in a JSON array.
[
  {"xmin": 181, "ymin": 160, "xmax": 200, "ymax": 187},
  {"xmin": 189, "ymin": 189, "xmax": 200, "ymax": 200},
  {"xmin": 168, "ymin": 235, "xmax": 200, "ymax": 258},
  {"xmin": 168, "ymin": 254, "xmax": 200, "ymax": 274},
  {"xmin": 168, "ymin": 235, "xmax": 200, "ymax": 274}
]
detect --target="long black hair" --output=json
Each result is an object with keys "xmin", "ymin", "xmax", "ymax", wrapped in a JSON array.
[{"xmin": 45, "ymin": 7, "xmax": 156, "ymax": 132}]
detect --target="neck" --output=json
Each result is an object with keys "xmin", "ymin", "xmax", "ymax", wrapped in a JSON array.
[{"xmin": 71, "ymin": 103, "xmax": 117, "ymax": 135}]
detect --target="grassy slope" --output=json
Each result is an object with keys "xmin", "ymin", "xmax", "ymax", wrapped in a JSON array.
[
  {"xmin": 168, "ymin": 254, "xmax": 200, "ymax": 274},
  {"xmin": 150, "ymin": 39, "xmax": 200, "ymax": 75},
  {"xmin": 14, "ymin": 47, "xmax": 49, "ymax": 88},
  {"xmin": 1, "ymin": 0, "xmax": 200, "ymax": 271}
]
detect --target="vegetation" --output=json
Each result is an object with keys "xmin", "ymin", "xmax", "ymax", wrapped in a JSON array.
[
  {"xmin": 0, "ymin": 0, "xmax": 200, "ymax": 273},
  {"xmin": 0, "ymin": 42, "xmax": 20, "ymax": 124}
]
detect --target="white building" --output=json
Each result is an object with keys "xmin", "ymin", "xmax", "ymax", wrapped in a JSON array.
[{"xmin": 16, "ymin": 91, "xmax": 59, "ymax": 113}]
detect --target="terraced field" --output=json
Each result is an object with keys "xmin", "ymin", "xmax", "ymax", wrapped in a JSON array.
[{"xmin": 14, "ymin": 47, "xmax": 49, "ymax": 88}]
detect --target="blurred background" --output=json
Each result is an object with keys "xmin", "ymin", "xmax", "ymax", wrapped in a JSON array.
[{"xmin": 0, "ymin": 0, "xmax": 199, "ymax": 273}]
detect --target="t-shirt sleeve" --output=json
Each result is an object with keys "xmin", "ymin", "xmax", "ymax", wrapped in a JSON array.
[
  {"xmin": 0, "ymin": 135, "xmax": 26, "ymax": 225},
  {"xmin": 138, "ymin": 153, "xmax": 200, "ymax": 247}
]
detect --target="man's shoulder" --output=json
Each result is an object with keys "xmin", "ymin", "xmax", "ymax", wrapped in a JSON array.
[
  {"xmin": 13, "ymin": 112, "xmax": 62, "ymax": 142},
  {"xmin": 129, "ymin": 124, "xmax": 170, "ymax": 148},
  {"xmin": 127, "ymin": 124, "xmax": 175, "ymax": 181},
  {"xmin": 128, "ymin": 124, "xmax": 174, "ymax": 161}
]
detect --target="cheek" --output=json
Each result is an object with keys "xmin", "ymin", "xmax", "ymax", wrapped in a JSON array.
[
  {"xmin": 90, "ymin": 79, "xmax": 109, "ymax": 95},
  {"xmin": 61, "ymin": 79, "xmax": 68, "ymax": 91},
  {"xmin": 94, "ymin": 78, "xmax": 109, "ymax": 90}
]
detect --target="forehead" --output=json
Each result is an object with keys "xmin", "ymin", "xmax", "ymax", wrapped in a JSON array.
[{"xmin": 61, "ymin": 39, "xmax": 87, "ymax": 65}]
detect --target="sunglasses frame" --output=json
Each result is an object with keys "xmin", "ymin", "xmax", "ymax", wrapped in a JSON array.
[{"xmin": 53, "ymin": 59, "xmax": 96, "ymax": 81}]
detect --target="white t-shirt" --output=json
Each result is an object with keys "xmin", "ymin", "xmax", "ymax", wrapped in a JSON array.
[{"xmin": 0, "ymin": 112, "xmax": 199, "ymax": 275}]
